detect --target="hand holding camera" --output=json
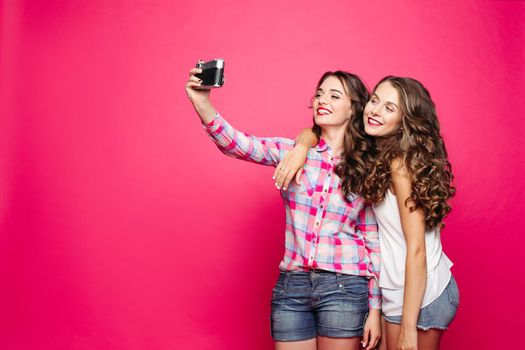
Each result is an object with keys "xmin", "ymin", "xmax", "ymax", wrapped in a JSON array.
[
  {"xmin": 185, "ymin": 59, "xmax": 225, "ymax": 123},
  {"xmin": 195, "ymin": 59, "xmax": 224, "ymax": 89}
]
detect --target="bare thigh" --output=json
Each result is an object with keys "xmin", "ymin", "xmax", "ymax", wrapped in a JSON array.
[
  {"xmin": 317, "ymin": 336, "xmax": 361, "ymax": 350},
  {"xmin": 384, "ymin": 321, "xmax": 444, "ymax": 350},
  {"xmin": 377, "ymin": 316, "xmax": 387, "ymax": 350},
  {"xmin": 275, "ymin": 339, "xmax": 316, "ymax": 350},
  {"xmin": 417, "ymin": 329, "xmax": 443, "ymax": 350},
  {"xmin": 385, "ymin": 322, "xmax": 401, "ymax": 350}
]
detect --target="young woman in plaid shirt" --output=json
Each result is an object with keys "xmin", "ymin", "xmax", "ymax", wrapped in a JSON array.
[{"xmin": 186, "ymin": 67, "xmax": 381, "ymax": 350}]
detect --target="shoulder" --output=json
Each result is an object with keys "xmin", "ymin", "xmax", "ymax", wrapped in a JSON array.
[
  {"xmin": 390, "ymin": 158, "xmax": 412, "ymax": 193},
  {"xmin": 391, "ymin": 157, "xmax": 407, "ymax": 174}
]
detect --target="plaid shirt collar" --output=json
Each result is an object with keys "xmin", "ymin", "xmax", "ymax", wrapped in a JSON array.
[
  {"xmin": 316, "ymin": 138, "xmax": 329, "ymax": 152},
  {"xmin": 316, "ymin": 138, "xmax": 342, "ymax": 161}
]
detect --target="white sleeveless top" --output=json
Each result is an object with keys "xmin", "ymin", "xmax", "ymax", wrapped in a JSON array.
[{"xmin": 373, "ymin": 190, "xmax": 453, "ymax": 316}]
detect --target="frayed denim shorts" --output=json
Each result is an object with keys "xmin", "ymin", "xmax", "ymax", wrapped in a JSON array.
[
  {"xmin": 383, "ymin": 275, "xmax": 459, "ymax": 331},
  {"xmin": 270, "ymin": 270, "xmax": 369, "ymax": 342}
]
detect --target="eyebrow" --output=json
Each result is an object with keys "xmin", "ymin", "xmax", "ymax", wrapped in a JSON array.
[
  {"xmin": 372, "ymin": 93, "xmax": 399, "ymax": 109},
  {"xmin": 318, "ymin": 88, "xmax": 344, "ymax": 95}
]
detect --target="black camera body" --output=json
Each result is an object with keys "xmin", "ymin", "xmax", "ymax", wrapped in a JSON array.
[{"xmin": 195, "ymin": 59, "xmax": 225, "ymax": 89}]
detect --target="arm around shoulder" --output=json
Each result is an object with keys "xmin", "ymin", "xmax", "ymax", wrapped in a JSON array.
[
  {"xmin": 295, "ymin": 127, "xmax": 319, "ymax": 148},
  {"xmin": 273, "ymin": 127, "xmax": 319, "ymax": 189}
]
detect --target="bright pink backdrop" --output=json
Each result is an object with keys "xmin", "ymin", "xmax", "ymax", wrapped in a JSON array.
[{"xmin": 1, "ymin": 1, "xmax": 524, "ymax": 349}]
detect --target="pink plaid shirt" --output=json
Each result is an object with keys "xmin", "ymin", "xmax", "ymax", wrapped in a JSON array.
[{"xmin": 204, "ymin": 114, "xmax": 381, "ymax": 309}]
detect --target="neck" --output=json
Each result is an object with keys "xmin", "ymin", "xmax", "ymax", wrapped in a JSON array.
[{"xmin": 320, "ymin": 125, "xmax": 346, "ymax": 155}]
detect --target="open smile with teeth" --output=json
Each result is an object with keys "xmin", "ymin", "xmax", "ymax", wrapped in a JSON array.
[
  {"xmin": 317, "ymin": 107, "xmax": 332, "ymax": 116},
  {"xmin": 367, "ymin": 116, "xmax": 384, "ymax": 126}
]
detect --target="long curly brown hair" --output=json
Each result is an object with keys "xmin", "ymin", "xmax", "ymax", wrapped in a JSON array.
[
  {"xmin": 340, "ymin": 76, "xmax": 455, "ymax": 229},
  {"xmin": 309, "ymin": 71, "xmax": 372, "ymax": 199}
]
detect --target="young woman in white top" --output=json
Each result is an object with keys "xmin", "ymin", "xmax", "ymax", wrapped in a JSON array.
[{"xmin": 277, "ymin": 76, "xmax": 459, "ymax": 350}]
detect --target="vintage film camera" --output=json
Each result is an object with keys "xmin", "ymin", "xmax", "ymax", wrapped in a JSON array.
[{"xmin": 195, "ymin": 59, "xmax": 225, "ymax": 89}]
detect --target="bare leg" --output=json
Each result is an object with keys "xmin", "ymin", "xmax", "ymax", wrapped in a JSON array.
[
  {"xmin": 385, "ymin": 322, "xmax": 401, "ymax": 350},
  {"xmin": 377, "ymin": 316, "xmax": 388, "ymax": 350},
  {"xmin": 417, "ymin": 329, "xmax": 444, "ymax": 350},
  {"xmin": 275, "ymin": 339, "xmax": 317, "ymax": 350},
  {"xmin": 317, "ymin": 336, "xmax": 361, "ymax": 350}
]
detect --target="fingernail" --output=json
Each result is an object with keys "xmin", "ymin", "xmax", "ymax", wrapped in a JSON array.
[
  {"xmin": 283, "ymin": 187, "xmax": 286, "ymax": 190},
  {"xmin": 272, "ymin": 176, "xmax": 275, "ymax": 179},
  {"xmin": 276, "ymin": 186, "xmax": 280, "ymax": 189}
]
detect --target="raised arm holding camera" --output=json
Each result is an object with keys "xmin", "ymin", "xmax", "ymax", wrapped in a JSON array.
[{"xmin": 185, "ymin": 61, "xmax": 382, "ymax": 350}]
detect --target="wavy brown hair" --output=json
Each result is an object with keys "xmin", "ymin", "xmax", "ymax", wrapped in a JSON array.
[
  {"xmin": 309, "ymin": 71, "xmax": 372, "ymax": 198},
  {"xmin": 342, "ymin": 76, "xmax": 455, "ymax": 229}
]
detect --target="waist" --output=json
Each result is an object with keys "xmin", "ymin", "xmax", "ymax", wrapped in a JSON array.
[
  {"xmin": 279, "ymin": 259, "xmax": 373, "ymax": 278},
  {"xmin": 380, "ymin": 251, "xmax": 453, "ymax": 289}
]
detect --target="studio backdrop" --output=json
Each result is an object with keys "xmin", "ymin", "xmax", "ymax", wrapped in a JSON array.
[{"xmin": 1, "ymin": 1, "xmax": 524, "ymax": 349}]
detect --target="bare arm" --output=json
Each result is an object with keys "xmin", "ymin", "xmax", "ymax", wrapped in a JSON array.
[
  {"xmin": 185, "ymin": 67, "xmax": 217, "ymax": 124},
  {"xmin": 273, "ymin": 127, "xmax": 319, "ymax": 189},
  {"xmin": 391, "ymin": 159, "xmax": 427, "ymax": 350},
  {"xmin": 296, "ymin": 127, "xmax": 319, "ymax": 148},
  {"xmin": 363, "ymin": 309, "xmax": 381, "ymax": 350}
]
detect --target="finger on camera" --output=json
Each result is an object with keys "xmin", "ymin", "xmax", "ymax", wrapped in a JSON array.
[
  {"xmin": 186, "ymin": 81, "xmax": 201, "ymax": 89},
  {"xmin": 189, "ymin": 68, "xmax": 202, "ymax": 75},
  {"xmin": 189, "ymin": 75, "xmax": 202, "ymax": 83}
]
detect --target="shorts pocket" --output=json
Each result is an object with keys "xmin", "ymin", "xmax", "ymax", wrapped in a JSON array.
[
  {"xmin": 271, "ymin": 272, "xmax": 288, "ymax": 299},
  {"xmin": 337, "ymin": 274, "xmax": 368, "ymax": 299},
  {"xmin": 446, "ymin": 276, "xmax": 460, "ymax": 307}
]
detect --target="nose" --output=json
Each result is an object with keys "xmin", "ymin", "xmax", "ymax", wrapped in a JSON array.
[
  {"xmin": 371, "ymin": 104, "xmax": 381, "ymax": 116},
  {"xmin": 319, "ymin": 92, "xmax": 330, "ymax": 105}
]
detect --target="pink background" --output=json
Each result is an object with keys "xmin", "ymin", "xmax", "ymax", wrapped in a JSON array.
[{"xmin": 1, "ymin": 1, "xmax": 524, "ymax": 349}]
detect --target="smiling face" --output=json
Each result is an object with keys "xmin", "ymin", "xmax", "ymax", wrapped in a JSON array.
[
  {"xmin": 363, "ymin": 81, "xmax": 403, "ymax": 137},
  {"xmin": 312, "ymin": 75, "xmax": 353, "ymax": 130}
]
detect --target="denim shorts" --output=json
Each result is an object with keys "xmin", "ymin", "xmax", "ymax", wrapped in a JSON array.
[
  {"xmin": 383, "ymin": 275, "xmax": 459, "ymax": 331},
  {"xmin": 270, "ymin": 270, "xmax": 369, "ymax": 342}
]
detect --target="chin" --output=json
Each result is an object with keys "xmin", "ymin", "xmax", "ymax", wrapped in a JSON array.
[
  {"xmin": 314, "ymin": 119, "xmax": 330, "ymax": 128},
  {"xmin": 364, "ymin": 126, "xmax": 378, "ymax": 136}
]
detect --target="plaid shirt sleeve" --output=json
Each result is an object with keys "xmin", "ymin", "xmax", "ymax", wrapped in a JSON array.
[
  {"xmin": 357, "ymin": 204, "xmax": 382, "ymax": 310},
  {"xmin": 203, "ymin": 114, "xmax": 294, "ymax": 166}
]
